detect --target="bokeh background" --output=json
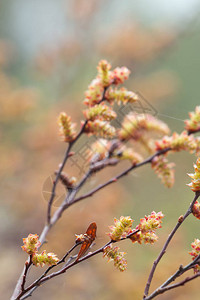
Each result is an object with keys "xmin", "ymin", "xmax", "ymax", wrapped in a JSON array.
[{"xmin": 1, "ymin": 0, "xmax": 200, "ymax": 299}]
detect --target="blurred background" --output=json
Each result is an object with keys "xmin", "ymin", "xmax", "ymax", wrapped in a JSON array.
[{"xmin": 0, "ymin": 0, "xmax": 200, "ymax": 299}]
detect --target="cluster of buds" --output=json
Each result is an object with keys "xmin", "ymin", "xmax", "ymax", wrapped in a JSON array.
[
  {"xmin": 151, "ymin": 156, "xmax": 175, "ymax": 188},
  {"xmin": 21, "ymin": 234, "xmax": 59, "ymax": 267},
  {"xmin": 114, "ymin": 147, "xmax": 143, "ymax": 165},
  {"xmin": 189, "ymin": 239, "xmax": 200, "ymax": 273},
  {"xmin": 130, "ymin": 211, "xmax": 164, "ymax": 244},
  {"xmin": 192, "ymin": 201, "xmax": 200, "ymax": 220},
  {"xmin": 57, "ymin": 112, "xmax": 76, "ymax": 142},
  {"xmin": 97, "ymin": 60, "xmax": 113, "ymax": 87},
  {"xmin": 32, "ymin": 250, "xmax": 59, "ymax": 267},
  {"xmin": 55, "ymin": 171, "xmax": 77, "ymax": 190},
  {"xmin": 84, "ymin": 78, "xmax": 104, "ymax": 107},
  {"xmin": 105, "ymin": 87, "xmax": 138, "ymax": 105},
  {"xmin": 86, "ymin": 139, "xmax": 110, "ymax": 162},
  {"xmin": 187, "ymin": 157, "xmax": 200, "ymax": 192},
  {"xmin": 84, "ymin": 119, "xmax": 116, "ymax": 138},
  {"xmin": 21, "ymin": 234, "xmax": 41, "ymax": 255},
  {"xmin": 84, "ymin": 60, "xmax": 131, "ymax": 107},
  {"xmin": 185, "ymin": 106, "xmax": 200, "ymax": 133},
  {"xmin": 155, "ymin": 131, "xmax": 198, "ymax": 153},
  {"xmin": 103, "ymin": 245, "xmax": 127, "ymax": 272},
  {"xmin": 83, "ymin": 103, "xmax": 116, "ymax": 121},
  {"xmin": 112, "ymin": 66, "xmax": 130, "ymax": 85},
  {"xmin": 118, "ymin": 113, "xmax": 170, "ymax": 141},
  {"xmin": 107, "ymin": 216, "xmax": 134, "ymax": 241}
]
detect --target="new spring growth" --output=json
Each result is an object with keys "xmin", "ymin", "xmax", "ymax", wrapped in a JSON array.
[
  {"xmin": 32, "ymin": 250, "xmax": 59, "ymax": 267},
  {"xmin": 185, "ymin": 106, "xmax": 200, "ymax": 133},
  {"xmin": 155, "ymin": 131, "xmax": 198, "ymax": 153},
  {"xmin": 108, "ymin": 216, "xmax": 134, "ymax": 241},
  {"xmin": 21, "ymin": 234, "xmax": 41, "ymax": 255},
  {"xmin": 84, "ymin": 119, "xmax": 116, "ymax": 138},
  {"xmin": 189, "ymin": 239, "xmax": 200, "ymax": 273},
  {"xmin": 84, "ymin": 60, "xmax": 131, "ymax": 107},
  {"xmin": 58, "ymin": 112, "xmax": 76, "ymax": 142},
  {"xmin": 83, "ymin": 104, "xmax": 116, "ymax": 121},
  {"xmin": 130, "ymin": 211, "xmax": 164, "ymax": 245},
  {"xmin": 103, "ymin": 245, "xmax": 127, "ymax": 272},
  {"xmin": 105, "ymin": 87, "xmax": 138, "ymax": 105},
  {"xmin": 118, "ymin": 113, "xmax": 170, "ymax": 141},
  {"xmin": 187, "ymin": 157, "xmax": 200, "ymax": 192},
  {"xmin": 192, "ymin": 201, "xmax": 200, "ymax": 220},
  {"xmin": 114, "ymin": 146, "xmax": 143, "ymax": 165},
  {"xmin": 151, "ymin": 156, "xmax": 175, "ymax": 188},
  {"xmin": 22, "ymin": 234, "xmax": 59, "ymax": 267}
]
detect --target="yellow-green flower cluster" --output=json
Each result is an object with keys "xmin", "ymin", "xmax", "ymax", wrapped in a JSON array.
[
  {"xmin": 118, "ymin": 113, "xmax": 169, "ymax": 141},
  {"xmin": 189, "ymin": 239, "xmax": 200, "ymax": 273},
  {"xmin": 108, "ymin": 216, "xmax": 134, "ymax": 241},
  {"xmin": 151, "ymin": 156, "xmax": 175, "ymax": 188},
  {"xmin": 85, "ymin": 119, "xmax": 116, "ymax": 138},
  {"xmin": 32, "ymin": 250, "xmax": 59, "ymax": 267},
  {"xmin": 84, "ymin": 60, "xmax": 132, "ymax": 107},
  {"xmin": 21, "ymin": 234, "xmax": 41, "ymax": 255},
  {"xmin": 58, "ymin": 112, "xmax": 76, "ymax": 142},
  {"xmin": 114, "ymin": 147, "xmax": 143, "ymax": 165},
  {"xmin": 103, "ymin": 245, "xmax": 127, "ymax": 272},
  {"xmin": 130, "ymin": 211, "xmax": 164, "ymax": 245},
  {"xmin": 185, "ymin": 106, "xmax": 200, "ymax": 133},
  {"xmin": 192, "ymin": 201, "xmax": 200, "ymax": 220},
  {"xmin": 187, "ymin": 157, "xmax": 200, "ymax": 192},
  {"xmin": 112, "ymin": 66, "xmax": 130, "ymax": 84},
  {"xmin": 83, "ymin": 104, "xmax": 116, "ymax": 121},
  {"xmin": 106, "ymin": 87, "xmax": 138, "ymax": 105},
  {"xmin": 86, "ymin": 139, "xmax": 110, "ymax": 161},
  {"xmin": 97, "ymin": 60, "xmax": 113, "ymax": 87},
  {"xmin": 156, "ymin": 131, "xmax": 198, "ymax": 153},
  {"xmin": 21, "ymin": 234, "xmax": 59, "ymax": 267}
]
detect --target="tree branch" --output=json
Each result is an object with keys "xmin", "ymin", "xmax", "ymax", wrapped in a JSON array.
[{"xmin": 143, "ymin": 192, "xmax": 200, "ymax": 298}]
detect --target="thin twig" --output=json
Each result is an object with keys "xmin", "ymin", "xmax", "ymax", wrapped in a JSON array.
[
  {"xmin": 47, "ymin": 143, "xmax": 72, "ymax": 224},
  {"xmin": 16, "ymin": 231, "xmax": 139, "ymax": 299},
  {"xmin": 18, "ymin": 243, "xmax": 81, "ymax": 300},
  {"xmin": 145, "ymin": 272, "xmax": 200, "ymax": 300},
  {"xmin": 143, "ymin": 192, "xmax": 200, "ymax": 298},
  {"xmin": 21, "ymin": 257, "xmax": 32, "ymax": 292},
  {"xmin": 73, "ymin": 147, "xmax": 171, "ymax": 205}
]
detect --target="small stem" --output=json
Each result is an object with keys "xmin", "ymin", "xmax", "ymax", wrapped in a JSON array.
[
  {"xmin": 17, "ymin": 231, "xmax": 139, "ymax": 299},
  {"xmin": 73, "ymin": 147, "xmax": 171, "ymax": 204},
  {"xmin": 18, "ymin": 243, "xmax": 81, "ymax": 300},
  {"xmin": 145, "ymin": 273, "xmax": 200, "ymax": 300},
  {"xmin": 47, "ymin": 143, "xmax": 72, "ymax": 224},
  {"xmin": 21, "ymin": 257, "xmax": 32, "ymax": 292},
  {"xmin": 143, "ymin": 192, "xmax": 200, "ymax": 298}
]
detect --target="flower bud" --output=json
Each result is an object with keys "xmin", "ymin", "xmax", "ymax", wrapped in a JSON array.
[
  {"xmin": 185, "ymin": 106, "xmax": 200, "ymax": 133},
  {"xmin": 105, "ymin": 87, "xmax": 138, "ymax": 105},
  {"xmin": 107, "ymin": 216, "xmax": 134, "ymax": 241},
  {"xmin": 151, "ymin": 156, "xmax": 175, "ymax": 188},
  {"xmin": 187, "ymin": 157, "xmax": 200, "ymax": 192},
  {"xmin": 192, "ymin": 201, "xmax": 200, "ymax": 219},
  {"xmin": 84, "ymin": 119, "xmax": 116, "ymax": 138},
  {"xmin": 21, "ymin": 234, "xmax": 41, "ymax": 255},
  {"xmin": 118, "ymin": 113, "xmax": 169, "ymax": 141},
  {"xmin": 112, "ymin": 67, "xmax": 130, "ymax": 84},
  {"xmin": 97, "ymin": 60, "xmax": 113, "ymax": 87},
  {"xmin": 32, "ymin": 250, "xmax": 59, "ymax": 267},
  {"xmin": 58, "ymin": 112, "xmax": 76, "ymax": 142},
  {"xmin": 103, "ymin": 245, "xmax": 127, "ymax": 272},
  {"xmin": 155, "ymin": 131, "xmax": 198, "ymax": 153},
  {"xmin": 83, "ymin": 104, "xmax": 116, "ymax": 121},
  {"xmin": 189, "ymin": 239, "xmax": 200, "ymax": 273}
]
